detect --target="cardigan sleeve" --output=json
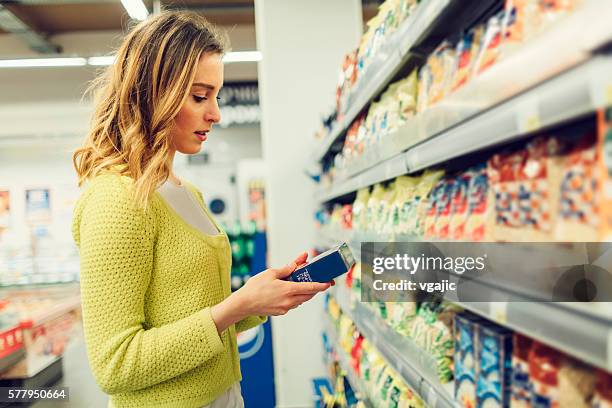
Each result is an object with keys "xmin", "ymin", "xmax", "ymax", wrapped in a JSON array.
[
  {"xmin": 73, "ymin": 175, "xmax": 225, "ymax": 394},
  {"xmin": 235, "ymin": 315, "xmax": 267, "ymax": 333}
]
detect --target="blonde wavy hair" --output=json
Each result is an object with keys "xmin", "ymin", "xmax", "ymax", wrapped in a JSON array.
[{"xmin": 73, "ymin": 11, "xmax": 228, "ymax": 208}]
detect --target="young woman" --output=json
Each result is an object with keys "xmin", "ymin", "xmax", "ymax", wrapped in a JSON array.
[{"xmin": 72, "ymin": 11, "xmax": 331, "ymax": 408}]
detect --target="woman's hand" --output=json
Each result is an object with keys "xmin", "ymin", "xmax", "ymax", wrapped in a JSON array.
[
  {"xmin": 211, "ymin": 252, "xmax": 332, "ymax": 333},
  {"xmin": 236, "ymin": 252, "xmax": 332, "ymax": 316}
]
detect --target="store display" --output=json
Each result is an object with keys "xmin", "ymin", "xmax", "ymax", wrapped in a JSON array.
[{"xmin": 314, "ymin": 2, "xmax": 612, "ymax": 408}]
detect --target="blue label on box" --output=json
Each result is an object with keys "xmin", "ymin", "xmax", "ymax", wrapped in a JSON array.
[
  {"xmin": 476, "ymin": 324, "xmax": 512, "ymax": 408},
  {"xmin": 288, "ymin": 245, "xmax": 351, "ymax": 283}
]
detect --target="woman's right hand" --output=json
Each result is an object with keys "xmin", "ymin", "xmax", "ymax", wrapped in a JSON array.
[{"xmin": 235, "ymin": 252, "xmax": 332, "ymax": 316}]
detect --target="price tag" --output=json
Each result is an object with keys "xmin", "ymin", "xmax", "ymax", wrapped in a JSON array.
[
  {"xmin": 516, "ymin": 98, "xmax": 541, "ymax": 134},
  {"xmin": 490, "ymin": 302, "xmax": 508, "ymax": 325}
]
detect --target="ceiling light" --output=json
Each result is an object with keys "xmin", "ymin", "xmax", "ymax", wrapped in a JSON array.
[
  {"xmin": 120, "ymin": 0, "xmax": 149, "ymax": 21},
  {"xmin": 0, "ymin": 57, "xmax": 87, "ymax": 68},
  {"xmin": 223, "ymin": 51, "xmax": 263, "ymax": 63},
  {"xmin": 88, "ymin": 56, "xmax": 116, "ymax": 66}
]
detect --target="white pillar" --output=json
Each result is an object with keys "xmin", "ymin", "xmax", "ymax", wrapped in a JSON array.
[{"xmin": 254, "ymin": 1, "xmax": 362, "ymax": 407}]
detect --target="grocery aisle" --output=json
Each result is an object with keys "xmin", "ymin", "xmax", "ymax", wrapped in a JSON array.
[
  {"xmin": 31, "ymin": 339, "xmax": 107, "ymax": 408},
  {"xmin": 310, "ymin": 0, "xmax": 612, "ymax": 407}
]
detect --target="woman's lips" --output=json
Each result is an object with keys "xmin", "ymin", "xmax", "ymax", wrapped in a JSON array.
[{"xmin": 195, "ymin": 132, "xmax": 207, "ymax": 141}]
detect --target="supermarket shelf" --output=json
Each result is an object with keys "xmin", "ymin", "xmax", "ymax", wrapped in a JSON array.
[
  {"xmin": 334, "ymin": 284, "xmax": 455, "ymax": 408},
  {"xmin": 322, "ymin": 229, "xmax": 612, "ymax": 371},
  {"xmin": 310, "ymin": 0, "xmax": 498, "ymax": 164},
  {"xmin": 316, "ymin": 53, "xmax": 612, "ymax": 203},
  {"xmin": 405, "ymin": 54, "xmax": 612, "ymax": 173},
  {"xmin": 0, "ymin": 348, "xmax": 25, "ymax": 375},
  {"xmin": 323, "ymin": 317, "xmax": 374, "ymax": 408}
]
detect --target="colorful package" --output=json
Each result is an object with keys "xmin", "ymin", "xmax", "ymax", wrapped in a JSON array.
[
  {"xmin": 425, "ymin": 177, "xmax": 453, "ymax": 239},
  {"xmin": 476, "ymin": 323, "xmax": 513, "ymax": 408},
  {"xmin": 450, "ymin": 171, "xmax": 472, "ymax": 240},
  {"xmin": 353, "ymin": 188, "xmax": 371, "ymax": 231},
  {"xmin": 487, "ymin": 137, "xmax": 563, "ymax": 241},
  {"xmin": 558, "ymin": 357, "xmax": 596, "ymax": 408},
  {"xmin": 393, "ymin": 175, "xmax": 420, "ymax": 235},
  {"xmin": 417, "ymin": 62, "xmax": 432, "ymax": 114},
  {"xmin": 396, "ymin": 70, "xmax": 418, "ymax": 122},
  {"xmin": 510, "ymin": 333, "xmax": 533, "ymax": 408},
  {"xmin": 474, "ymin": 11, "xmax": 505, "ymax": 75},
  {"xmin": 377, "ymin": 181, "xmax": 397, "ymax": 233},
  {"xmin": 388, "ymin": 301, "xmax": 417, "ymax": 336},
  {"xmin": 366, "ymin": 184, "xmax": 385, "ymax": 231},
  {"xmin": 453, "ymin": 25, "xmax": 485, "ymax": 90},
  {"xmin": 455, "ymin": 312, "xmax": 484, "ymax": 408},
  {"xmin": 593, "ymin": 370, "xmax": 612, "ymax": 408},
  {"xmin": 427, "ymin": 41, "xmax": 457, "ymax": 107},
  {"xmin": 554, "ymin": 127, "xmax": 601, "ymax": 241},
  {"xmin": 465, "ymin": 164, "xmax": 490, "ymax": 241},
  {"xmin": 502, "ymin": 0, "xmax": 541, "ymax": 55},
  {"xmin": 412, "ymin": 170, "xmax": 445, "ymax": 236},
  {"xmin": 529, "ymin": 342, "xmax": 561, "ymax": 408},
  {"xmin": 411, "ymin": 302, "xmax": 458, "ymax": 383}
]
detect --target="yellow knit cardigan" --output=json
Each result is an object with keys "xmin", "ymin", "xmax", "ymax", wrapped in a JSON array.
[{"xmin": 72, "ymin": 173, "xmax": 265, "ymax": 407}]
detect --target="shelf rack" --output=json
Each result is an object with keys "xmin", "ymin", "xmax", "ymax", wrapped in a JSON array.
[
  {"xmin": 323, "ymin": 315, "xmax": 374, "ymax": 408},
  {"xmin": 332, "ymin": 282, "xmax": 455, "ymax": 408},
  {"xmin": 310, "ymin": 0, "xmax": 501, "ymax": 165},
  {"xmin": 318, "ymin": 228, "xmax": 612, "ymax": 372}
]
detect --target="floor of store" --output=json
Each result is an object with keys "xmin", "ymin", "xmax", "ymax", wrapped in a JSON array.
[{"xmin": 32, "ymin": 339, "xmax": 107, "ymax": 408}]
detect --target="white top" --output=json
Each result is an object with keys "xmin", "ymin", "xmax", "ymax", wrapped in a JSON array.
[{"xmin": 157, "ymin": 180, "xmax": 219, "ymax": 236}]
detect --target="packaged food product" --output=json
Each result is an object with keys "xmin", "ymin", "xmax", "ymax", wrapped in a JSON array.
[
  {"xmin": 450, "ymin": 171, "xmax": 472, "ymax": 240},
  {"xmin": 558, "ymin": 357, "xmax": 596, "ymax": 408},
  {"xmin": 455, "ymin": 312, "xmax": 484, "ymax": 408},
  {"xmin": 396, "ymin": 70, "xmax": 418, "ymax": 122},
  {"xmin": 476, "ymin": 323, "xmax": 513, "ymax": 408},
  {"xmin": 394, "ymin": 175, "xmax": 420, "ymax": 235},
  {"xmin": 428, "ymin": 41, "xmax": 457, "ymax": 107},
  {"xmin": 417, "ymin": 63, "xmax": 432, "ymax": 114},
  {"xmin": 341, "ymin": 204, "xmax": 353, "ymax": 230},
  {"xmin": 411, "ymin": 302, "xmax": 458, "ymax": 382},
  {"xmin": 502, "ymin": 0, "xmax": 540, "ymax": 55},
  {"xmin": 465, "ymin": 164, "xmax": 490, "ymax": 241},
  {"xmin": 487, "ymin": 137, "xmax": 563, "ymax": 241},
  {"xmin": 388, "ymin": 301, "xmax": 417, "ymax": 336},
  {"xmin": 366, "ymin": 184, "xmax": 386, "ymax": 231},
  {"xmin": 452, "ymin": 26, "xmax": 485, "ymax": 91},
  {"xmin": 554, "ymin": 127, "xmax": 600, "ymax": 241},
  {"xmin": 510, "ymin": 333, "xmax": 533, "ymax": 408},
  {"xmin": 412, "ymin": 170, "xmax": 445, "ymax": 236},
  {"xmin": 353, "ymin": 188, "xmax": 371, "ymax": 231},
  {"xmin": 425, "ymin": 177, "xmax": 453, "ymax": 239},
  {"xmin": 377, "ymin": 181, "xmax": 397, "ymax": 233},
  {"xmin": 529, "ymin": 342, "xmax": 562, "ymax": 408},
  {"xmin": 592, "ymin": 369, "xmax": 612, "ymax": 408},
  {"xmin": 474, "ymin": 12, "xmax": 505, "ymax": 75}
]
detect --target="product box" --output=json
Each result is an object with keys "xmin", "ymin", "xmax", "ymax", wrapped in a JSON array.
[
  {"xmin": 476, "ymin": 322, "xmax": 513, "ymax": 408},
  {"xmin": 510, "ymin": 333, "xmax": 533, "ymax": 408},
  {"xmin": 287, "ymin": 243, "xmax": 355, "ymax": 283},
  {"xmin": 454, "ymin": 312, "xmax": 484, "ymax": 408}
]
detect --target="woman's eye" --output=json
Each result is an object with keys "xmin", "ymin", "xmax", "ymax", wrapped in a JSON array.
[{"xmin": 193, "ymin": 95, "xmax": 207, "ymax": 103}]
